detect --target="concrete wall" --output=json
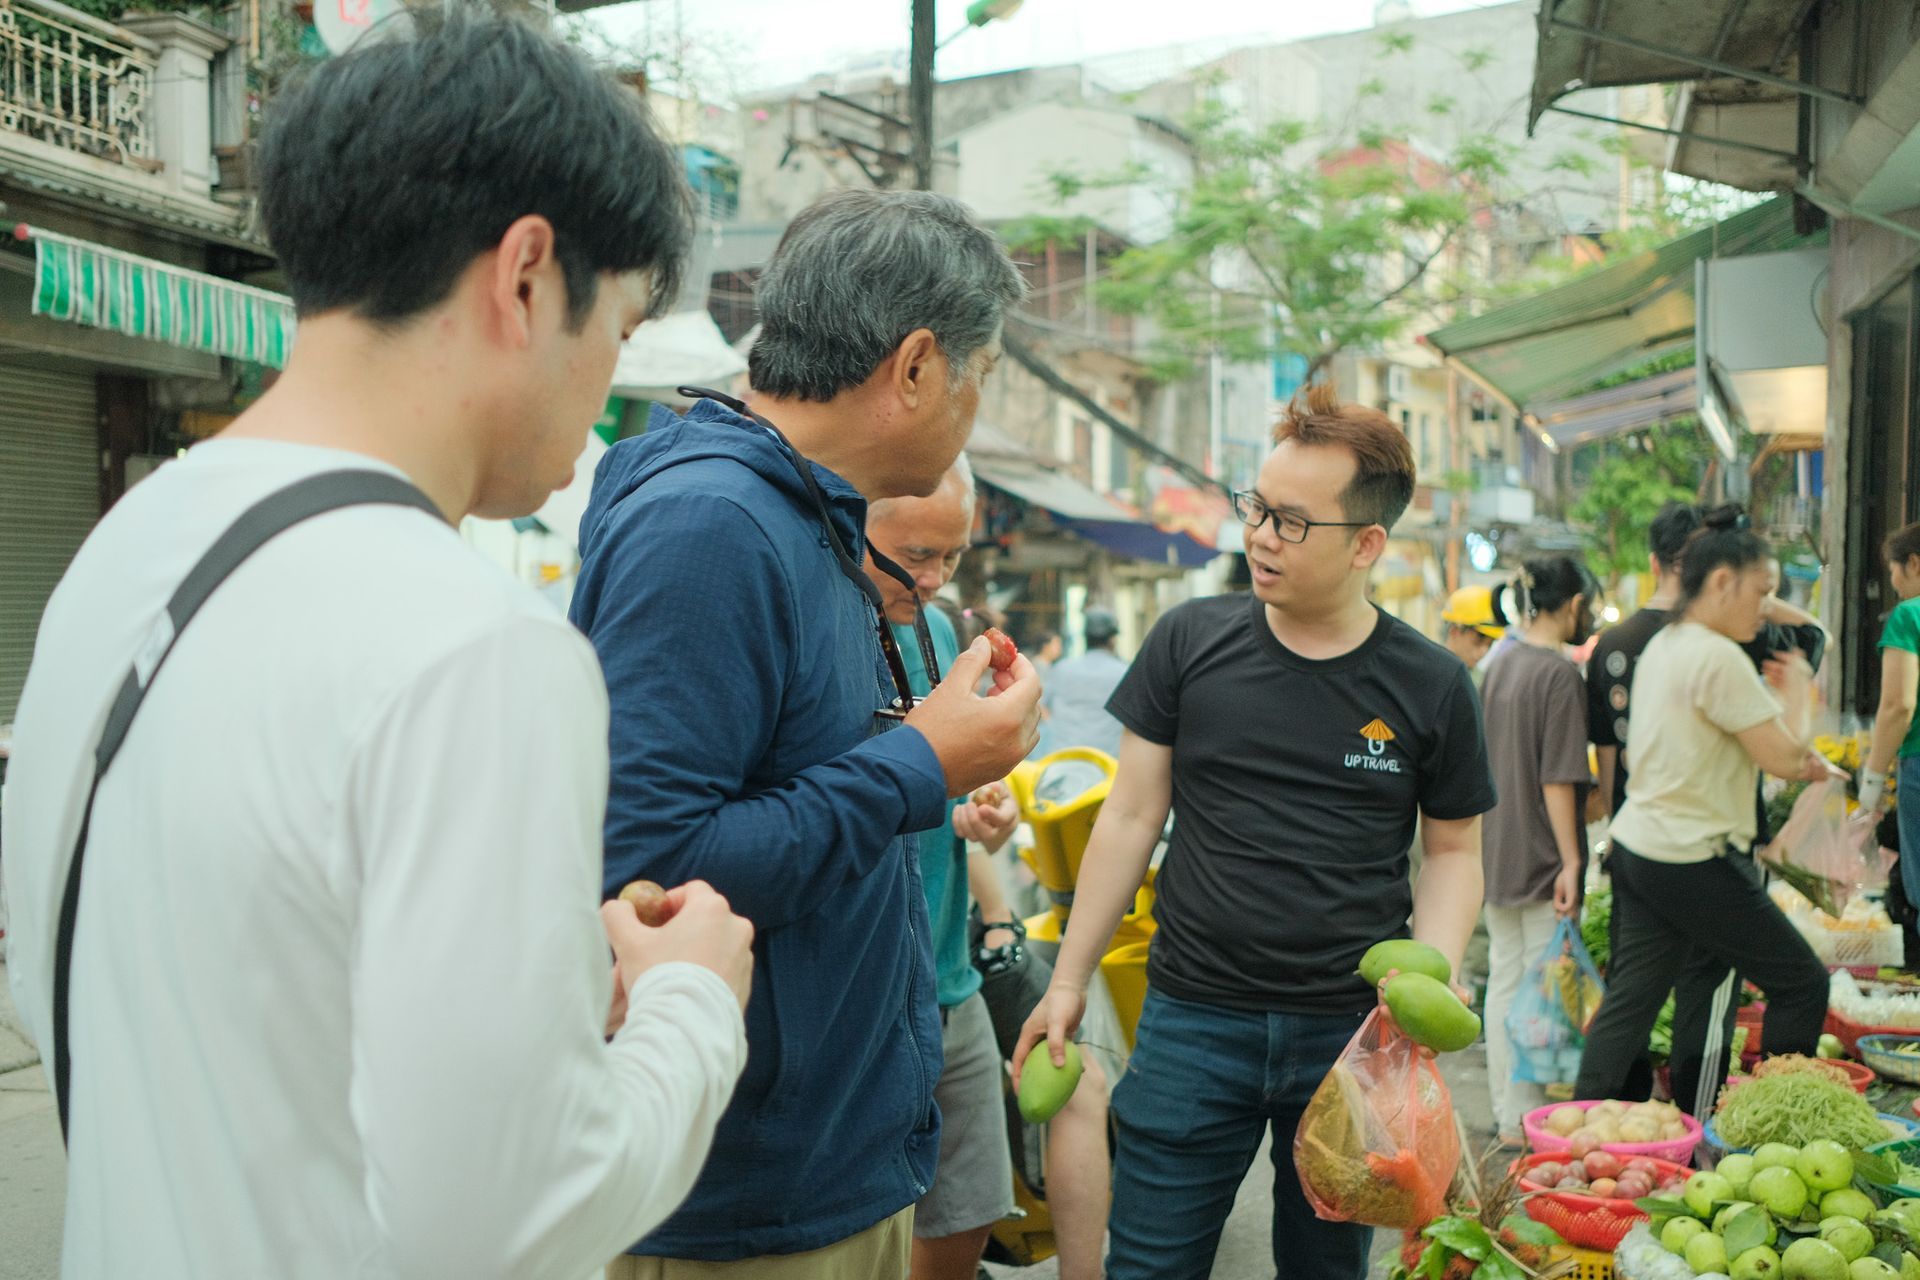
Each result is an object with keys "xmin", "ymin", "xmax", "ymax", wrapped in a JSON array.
[{"xmin": 954, "ymin": 102, "xmax": 1192, "ymax": 242}]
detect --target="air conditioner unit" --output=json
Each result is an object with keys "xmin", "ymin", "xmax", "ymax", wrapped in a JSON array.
[{"xmin": 1385, "ymin": 364, "xmax": 1412, "ymax": 403}]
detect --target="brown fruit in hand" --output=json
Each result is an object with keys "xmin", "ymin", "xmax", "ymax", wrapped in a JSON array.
[{"xmin": 618, "ymin": 879, "xmax": 671, "ymax": 927}]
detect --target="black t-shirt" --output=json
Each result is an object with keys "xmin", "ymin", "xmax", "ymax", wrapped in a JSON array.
[
  {"xmin": 1106, "ymin": 593, "xmax": 1497, "ymax": 1015},
  {"xmin": 1589, "ymin": 607, "xmax": 1827, "ymax": 818}
]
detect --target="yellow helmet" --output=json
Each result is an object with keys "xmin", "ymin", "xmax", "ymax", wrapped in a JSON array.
[{"xmin": 1442, "ymin": 586, "xmax": 1506, "ymax": 639}]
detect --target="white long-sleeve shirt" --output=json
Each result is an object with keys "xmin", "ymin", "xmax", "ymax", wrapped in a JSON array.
[{"xmin": 1, "ymin": 439, "xmax": 746, "ymax": 1278}]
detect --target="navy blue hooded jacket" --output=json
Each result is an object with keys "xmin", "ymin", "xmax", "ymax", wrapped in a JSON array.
[{"xmin": 569, "ymin": 398, "xmax": 949, "ymax": 1260}]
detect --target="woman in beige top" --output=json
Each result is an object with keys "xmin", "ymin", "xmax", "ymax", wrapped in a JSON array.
[{"xmin": 1573, "ymin": 507, "xmax": 1845, "ymax": 1120}]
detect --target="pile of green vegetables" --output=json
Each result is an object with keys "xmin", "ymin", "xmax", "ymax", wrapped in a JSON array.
[
  {"xmin": 1582, "ymin": 886, "xmax": 1611, "ymax": 974},
  {"xmin": 1714, "ymin": 1068, "xmax": 1887, "ymax": 1149}
]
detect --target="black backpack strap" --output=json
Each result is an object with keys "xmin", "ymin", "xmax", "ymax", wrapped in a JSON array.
[{"xmin": 51, "ymin": 469, "xmax": 444, "ymax": 1144}]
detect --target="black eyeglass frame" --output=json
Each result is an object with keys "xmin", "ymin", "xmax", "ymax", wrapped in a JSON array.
[{"xmin": 1230, "ymin": 490, "xmax": 1376, "ymax": 545}]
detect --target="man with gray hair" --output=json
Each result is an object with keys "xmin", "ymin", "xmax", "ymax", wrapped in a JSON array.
[{"xmin": 570, "ymin": 188, "xmax": 1041, "ymax": 1277}]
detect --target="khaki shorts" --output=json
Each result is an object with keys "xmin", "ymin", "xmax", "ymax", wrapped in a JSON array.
[
  {"xmin": 915, "ymin": 991, "xmax": 1016, "ymax": 1239},
  {"xmin": 607, "ymin": 1206, "xmax": 913, "ymax": 1280}
]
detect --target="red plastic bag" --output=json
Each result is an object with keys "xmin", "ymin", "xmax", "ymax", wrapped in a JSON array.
[{"xmin": 1294, "ymin": 1005, "xmax": 1460, "ymax": 1230}]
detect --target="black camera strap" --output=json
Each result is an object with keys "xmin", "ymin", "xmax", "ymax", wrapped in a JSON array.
[
  {"xmin": 678, "ymin": 387, "xmax": 945, "ymax": 706},
  {"xmin": 50, "ymin": 470, "xmax": 444, "ymax": 1145}
]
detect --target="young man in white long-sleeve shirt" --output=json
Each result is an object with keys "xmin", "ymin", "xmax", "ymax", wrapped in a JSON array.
[{"xmin": 0, "ymin": 12, "xmax": 754, "ymax": 1277}]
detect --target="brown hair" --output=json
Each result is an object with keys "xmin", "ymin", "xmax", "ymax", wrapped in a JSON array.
[
  {"xmin": 1271, "ymin": 381, "xmax": 1417, "ymax": 530},
  {"xmin": 1888, "ymin": 520, "xmax": 1920, "ymax": 567}
]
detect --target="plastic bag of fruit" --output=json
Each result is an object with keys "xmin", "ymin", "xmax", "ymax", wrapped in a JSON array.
[
  {"xmin": 1295, "ymin": 1005, "xmax": 1460, "ymax": 1230},
  {"xmin": 1506, "ymin": 916, "xmax": 1605, "ymax": 1085}
]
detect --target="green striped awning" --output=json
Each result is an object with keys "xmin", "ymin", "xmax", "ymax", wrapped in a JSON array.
[{"xmin": 21, "ymin": 226, "xmax": 296, "ymax": 368}]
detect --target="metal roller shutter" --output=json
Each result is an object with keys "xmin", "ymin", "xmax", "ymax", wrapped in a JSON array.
[{"xmin": 0, "ymin": 364, "xmax": 99, "ymax": 725}]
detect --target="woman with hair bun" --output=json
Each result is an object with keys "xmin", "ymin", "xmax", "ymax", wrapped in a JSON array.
[
  {"xmin": 1573, "ymin": 506, "xmax": 1845, "ymax": 1121},
  {"xmin": 1479, "ymin": 555, "xmax": 1597, "ymax": 1144}
]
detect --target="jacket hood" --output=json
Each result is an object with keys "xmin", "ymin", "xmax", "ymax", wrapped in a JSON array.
[{"xmin": 577, "ymin": 397, "xmax": 856, "ymax": 559}]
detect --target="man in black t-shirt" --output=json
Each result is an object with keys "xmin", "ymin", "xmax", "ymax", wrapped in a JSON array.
[{"xmin": 1012, "ymin": 385, "xmax": 1495, "ymax": 1280}]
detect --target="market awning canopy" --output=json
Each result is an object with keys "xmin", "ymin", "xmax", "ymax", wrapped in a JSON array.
[
  {"xmin": 1529, "ymin": 0, "xmax": 1822, "ymax": 130},
  {"xmin": 1529, "ymin": 367, "xmax": 1699, "ymax": 448},
  {"xmin": 1528, "ymin": 1, "xmax": 1835, "ymax": 192},
  {"xmin": 609, "ymin": 310, "xmax": 746, "ymax": 397},
  {"xmin": 1423, "ymin": 197, "xmax": 1812, "ymax": 411},
  {"xmin": 19, "ymin": 224, "xmax": 295, "ymax": 367},
  {"xmin": 972, "ymin": 456, "xmax": 1218, "ymax": 568}
]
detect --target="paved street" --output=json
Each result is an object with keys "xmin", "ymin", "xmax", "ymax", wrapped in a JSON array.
[
  {"xmin": 0, "ymin": 961, "xmax": 60, "ymax": 1280},
  {"xmin": 983, "ymin": 1035, "xmax": 1497, "ymax": 1280},
  {"xmin": 0, "ymin": 953, "xmax": 1498, "ymax": 1280}
]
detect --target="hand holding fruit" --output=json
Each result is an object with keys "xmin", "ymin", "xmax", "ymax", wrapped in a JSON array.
[
  {"xmin": 600, "ymin": 879, "xmax": 755, "ymax": 1015},
  {"xmin": 953, "ymin": 781, "xmax": 1019, "ymax": 853},
  {"xmin": 1356, "ymin": 939, "xmax": 1480, "ymax": 1053},
  {"xmin": 1013, "ymin": 982, "xmax": 1087, "ymax": 1092},
  {"xmin": 907, "ymin": 636, "xmax": 1042, "ymax": 797}
]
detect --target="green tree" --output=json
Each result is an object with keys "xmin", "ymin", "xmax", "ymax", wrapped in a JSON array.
[
  {"xmin": 1006, "ymin": 77, "xmax": 1516, "ymax": 382},
  {"xmin": 1570, "ymin": 420, "xmax": 1714, "ymax": 589}
]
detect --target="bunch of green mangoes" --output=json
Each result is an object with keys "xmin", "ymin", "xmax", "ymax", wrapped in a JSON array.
[{"xmin": 1357, "ymin": 940, "xmax": 1480, "ymax": 1054}]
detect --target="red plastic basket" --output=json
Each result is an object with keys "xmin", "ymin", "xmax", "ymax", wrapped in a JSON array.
[
  {"xmin": 1521, "ymin": 1100, "xmax": 1704, "ymax": 1164},
  {"xmin": 1736, "ymin": 1002, "xmax": 1765, "ymax": 1056},
  {"xmin": 1513, "ymin": 1153, "xmax": 1693, "ymax": 1252},
  {"xmin": 1724, "ymin": 1059, "xmax": 1874, "ymax": 1094},
  {"xmin": 1825, "ymin": 1007, "xmax": 1920, "ymax": 1057}
]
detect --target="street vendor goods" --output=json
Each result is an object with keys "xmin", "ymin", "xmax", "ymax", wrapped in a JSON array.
[
  {"xmin": 1385, "ymin": 971, "xmax": 1483, "ymax": 1052},
  {"xmin": 1295, "ymin": 1005, "xmax": 1460, "ymax": 1229},
  {"xmin": 1832, "ymin": 972, "xmax": 1920, "ymax": 1033},
  {"xmin": 983, "ymin": 626, "xmax": 1018, "ymax": 672},
  {"xmin": 1359, "ymin": 938, "xmax": 1453, "ymax": 988},
  {"xmin": 1525, "ymin": 1098, "xmax": 1698, "ymax": 1161},
  {"xmin": 617, "ymin": 879, "xmax": 672, "ymax": 926},
  {"xmin": 1016, "ymin": 1040, "xmax": 1083, "ymax": 1124},
  {"xmin": 1620, "ymin": 1146, "xmax": 1920, "ymax": 1279},
  {"xmin": 1712, "ymin": 1065, "xmax": 1888, "ymax": 1151}
]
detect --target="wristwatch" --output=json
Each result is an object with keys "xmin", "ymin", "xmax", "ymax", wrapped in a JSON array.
[{"xmin": 973, "ymin": 917, "xmax": 1027, "ymax": 977}]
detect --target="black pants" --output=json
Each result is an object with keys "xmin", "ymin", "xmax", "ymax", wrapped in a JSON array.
[{"xmin": 1575, "ymin": 842, "xmax": 1829, "ymax": 1121}]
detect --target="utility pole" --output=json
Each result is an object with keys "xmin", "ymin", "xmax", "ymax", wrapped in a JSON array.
[{"xmin": 909, "ymin": 0, "xmax": 935, "ymax": 190}]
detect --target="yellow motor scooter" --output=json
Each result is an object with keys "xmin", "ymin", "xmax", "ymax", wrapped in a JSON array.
[{"xmin": 983, "ymin": 748, "xmax": 1156, "ymax": 1269}]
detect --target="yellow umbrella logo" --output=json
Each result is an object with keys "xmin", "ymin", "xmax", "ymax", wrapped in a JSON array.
[{"xmin": 1359, "ymin": 718, "xmax": 1396, "ymax": 757}]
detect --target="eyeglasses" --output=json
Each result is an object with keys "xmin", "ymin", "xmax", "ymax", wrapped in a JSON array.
[{"xmin": 1231, "ymin": 490, "xmax": 1374, "ymax": 544}]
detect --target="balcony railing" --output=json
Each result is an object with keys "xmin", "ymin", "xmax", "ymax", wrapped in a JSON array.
[{"xmin": 0, "ymin": 0, "xmax": 154, "ymax": 167}]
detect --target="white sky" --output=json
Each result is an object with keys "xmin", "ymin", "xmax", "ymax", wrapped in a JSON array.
[{"xmin": 587, "ymin": 0, "xmax": 1519, "ymax": 94}]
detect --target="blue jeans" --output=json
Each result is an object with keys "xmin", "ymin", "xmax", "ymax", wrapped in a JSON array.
[
  {"xmin": 1106, "ymin": 988, "xmax": 1373, "ymax": 1280},
  {"xmin": 1902, "ymin": 757, "xmax": 1920, "ymax": 908}
]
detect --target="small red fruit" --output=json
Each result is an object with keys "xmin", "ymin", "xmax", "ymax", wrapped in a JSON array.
[
  {"xmin": 1589, "ymin": 1177, "xmax": 1618, "ymax": 1199},
  {"xmin": 983, "ymin": 626, "xmax": 1019, "ymax": 671},
  {"xmin": 1582, "ymin": 1152, "xmax": 1623, "ymax": 1181}
]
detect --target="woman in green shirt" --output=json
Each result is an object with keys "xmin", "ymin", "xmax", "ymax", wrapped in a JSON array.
[{"xmin": 1864, "ymin": 522, "xmax": 1920, "ymax": 904}]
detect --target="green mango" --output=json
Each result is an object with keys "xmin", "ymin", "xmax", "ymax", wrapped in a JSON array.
[
  {"xmin": 1357, "ymin": 939, "xmax": 1452, "ymax": 989},
  {"xmin": 1018, "ymin": 1041, "xmax": 1084, "ymax": 1124},
  {"xmin": 1384, "ymin": 972, "xmax": 1481, "ymax": 1053}
]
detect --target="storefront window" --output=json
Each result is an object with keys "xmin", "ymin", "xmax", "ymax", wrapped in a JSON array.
[{"xmin": 1844, "ymin": 279, "xmax": 1919, "ymax": 713}]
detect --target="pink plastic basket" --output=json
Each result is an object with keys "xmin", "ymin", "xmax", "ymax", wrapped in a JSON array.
[{"xmin": 1521, "ymin": 1100, "xmax": 1704, "ymax": 1164}]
